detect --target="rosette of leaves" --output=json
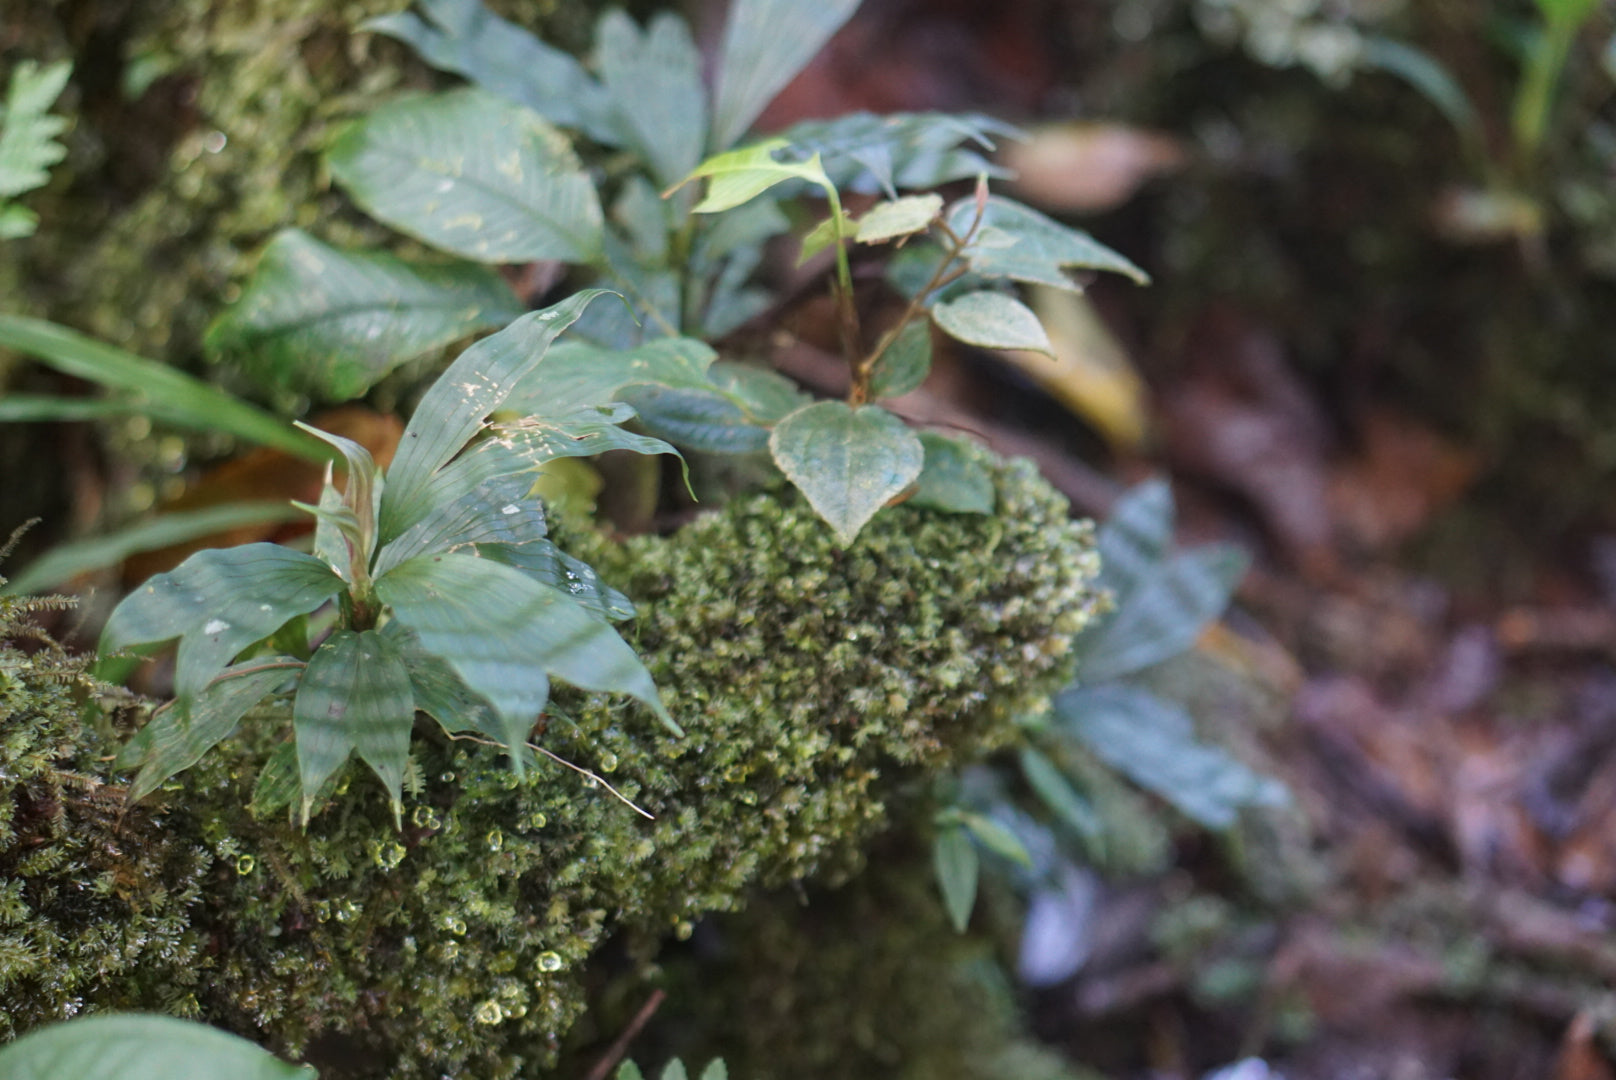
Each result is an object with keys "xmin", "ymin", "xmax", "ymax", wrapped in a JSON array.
[{"xmin": 101, "ymin": 292, "xmax": 677, "ymax": 824}]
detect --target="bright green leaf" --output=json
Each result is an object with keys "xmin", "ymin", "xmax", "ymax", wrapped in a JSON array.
[
  {"xmin": 0, "ymin": 1014, "xmax": 314, "ymax": 1080},
  {"xmin": 294, "ymin": 628, "xmax": 416, "ymax": 822},
  {"xmin": 676, "ymin": 139, "xmax": 834, "ymax": 214},
  {"xmin": 596, "ymin": 11, "xmax": 707, "ymax": 188},
  {"xmin": 660, "ymin": 1061, "xmax": 689, "ymax": 1080},
  {"xmin": 907, "ymin": 433, "xmax": 994, "ymax": 515},
  {"xmin": 769, "ymin": 402, "xmax": 925, "ymax": 544},
  {"xmin": 0, "ymin": 60, "xmax": 71, "ymax": 201},
  {"xmin": 205, "ymin": 229, "xmax": 522, "ymax": 400},
  {"xmin": 796, "ymin": 214, "xmax": 843, "ymax": 265},
  {"xmin": 327, "ymin": 88, "xmax": 604, "ymax": 264},
  {"xmin": 931, "ymin": 291, "xmax": 1052, "ymax": 355},
  {"xmin": 101, "ymin": 545, "xmax": 345, "ymax": 700},
  {"xmin": 856, "ymin": 194, "xmax": 942, "ymax": 243},
  {"xmin": 616, "ymin": 1064, "xmax": 646, "ymax": 1080},
  {"xmin": 867, "ymin": 319, "xmax": 932, "ymax": 399},
  {"xmin": 699, "ymin": 1060, "xmax": 728, "ymax": 1080},
  {"xmin": 933, "ymin": 825, "xmax": 979, "ymax": 932}
]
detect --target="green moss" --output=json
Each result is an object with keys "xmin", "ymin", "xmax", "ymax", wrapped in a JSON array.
[{"xmin": 2, "ymin": 453, "xmax": 1103, "ymax": 1078}]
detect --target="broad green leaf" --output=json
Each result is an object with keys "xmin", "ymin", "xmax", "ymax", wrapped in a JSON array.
[
  {"xmin": 376, "ymin": 553, "xmax": 676, "ymax": 765},
  {"xmin": 619, "ymin": 386, "xmax": 770, "ymax": 453},
  {"xmin": 931, "ymin": 291, "xmax": 1052, "ymax": 355},
  {"xmin": 101, "ymin": 545, "xmax": 345, "ymax": 700},
  {"xmin": 479, "ymin": 541, "xmax": 636, "ymax": 623},
  {"xmin": 596, "ymin": 11, "xmax": 707, "ymax": 188},
  {"xmin": 867, "ymin": 319, "xmax": 932, "ymax": 399},
  {"xmin": 1019, "ymin": 745, "xmax": 1102, "ymax": 841},
  {"xmin": 381, "ymin": 292, "xmax": 605, "ymax": 544},
  {"xmin": 907, "ymin": 432, "xmax": 994, "ymax": 515},
  {"xmin": 1076, "ymin": 544, "xmax": 1248, "ymax": 682},
  {"xmin": 708, "ymin": 362, "xmax": 813, "ymax": 423},
  {"xmin": 2, "ymin": 501, "xmax": 302, "ymax": 597},
  {"xmin": 0, "ymin": 1014, "xmax": 314, "ymax": 1080},
  {"xmin": 780, "ymin": 111, "xmax": 1018, "ymax": 196},
  {"xmin": 119, "ymin": 658, "xmax": 303, "ymax": 800},
  {"xmin": 769, "ymin": 402, "xmax": 925, "ymax": 544},
  {"xmin": 933, "ymin": 825, "xmax": 979, "ymax": 932},
  {"xmin": 382, "ymin": 621, "xmax": 511, "ymax": 747},
  {"xmin": 856, "ymin": 194, "xmax": 943, "ymax": 243},
  {"xmin": 709, "ymin": 0, "xmax": 863, "ymax": 151},
  {"xmin": 0, "ymin": 60, "xmax": 71, "ymax": 201},
  {"xmin": 0, "ymin": 315, "xmax": 331, "ymax": 462},
  {"xmin": 503, "ymin": 336, "xmax": 717, "ymax": 419},
  {"xmin": 677, "ymin": 139, "xmax": 834, "ymax": 214},
  {"xmin": 612, "ymin": 176, "xmax": 673, "ymax": 265},
  {"xmin": 364, "ymin": 0, "xmax": 618, "ymax": 141},
  {"xmin": 661, "ymin": 1061, "xmax": 689, "ymax": 1080},
  {"xmin": 959, "ymin": 810, "xmax": 1033, "ymax": 867},
  {"xmin": 327, "ymin": 88, "xmax": 604, "ymax": 264},
  {"xmin": 1053, "ymin": 685, "xmax": 1287, "ymax": 829},
  {"xmin": 372, "ymin": 471, "xmax": 546, "ymax": 577},
  {"xmin": 1094, "ymin": 478, "xmax": 1172, "ymax": 599},
  {"xmin": 946, "ymin": 195, "xmax": 1148, "ymax": 287},
  {"xmin": 205, "ymin": 229, "xmax": 522, "ymax": 400},
  {"xmin": 294, "ymin": 628, "xmax": 416, "ymax": 822}
]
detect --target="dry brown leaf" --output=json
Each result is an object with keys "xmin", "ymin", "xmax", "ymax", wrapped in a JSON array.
[{"xmin": 1004, "ymin": 122, "xmax": 1187, "ymax": 214}]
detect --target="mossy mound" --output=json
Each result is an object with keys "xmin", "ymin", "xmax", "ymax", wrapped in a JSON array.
[{"xmin": 0, "ymin": 453, "xmax": 1103, "ymax": 1078}]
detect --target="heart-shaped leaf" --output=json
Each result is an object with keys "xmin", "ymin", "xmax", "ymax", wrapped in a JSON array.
[{"xmin": 768, "ymin": 401, "xmax": 925, "ymax": 544}]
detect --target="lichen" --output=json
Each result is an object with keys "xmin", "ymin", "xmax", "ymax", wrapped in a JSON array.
[{"xmin": 1, "ymin": 452, "xmax": 1103, "ymax": 1078}]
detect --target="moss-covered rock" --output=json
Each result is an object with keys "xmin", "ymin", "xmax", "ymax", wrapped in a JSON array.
[{"xmin": 1, "ymin": 452, "xmax": 1103, "ymax": 1078}]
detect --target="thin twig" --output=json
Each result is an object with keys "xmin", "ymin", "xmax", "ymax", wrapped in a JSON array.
[
  {"xmin": 585, "ymin": 989, "xmax": 667, "ymax": 1080},
  {"xmin": 445, "ymin": 732, "xmax": 655, "ymax": 820}
]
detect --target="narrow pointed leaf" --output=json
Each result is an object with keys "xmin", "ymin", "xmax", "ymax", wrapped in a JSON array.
[
  {"xmin": 121, "ymin": 658, "xmax": 304, "ymax": 801},
  {"xmin": 205, "ymin": 229, "xmax": 523, "ymax": 400},
  {"xmin": 709, "ymin": 0, "xmax": 862, "ymax": 150},
  {"xmin": 381, "ymin": 292, "xmax": 606, "ymax": 543},
  {"xmin": 326, "ymin": 88, "xmax": 604, "ymax": 264},
  {"xmin": 251, "ymin": 740, "xmax": 301, "ymax": 818},
  {"xmin": 769, "ymin": 402, "xmax": 924, "ymax": 544},
  {"xmin": 383, "ymin": 620, "xmax": 515, "ymax": 747},
  {"xmin": 101, "ymin": 545, "xmax": 345, "ymax": 700},
  {"xmin": 0, "ymin": 1014, "xmax": 315, "ymax": 1080},
  {"xmin": 479, "ymin": 541, "xmax": 637, "ymax": 623},
  {"xmin": 867, "ymin": 319, "xmax": 932, "ymax": 399},
  {"xmin": 1076, "ymin": 544, "xmax": 1248, "ymax": 682},
  {"xmin": 933, "ymin": 825, "xmax": 979, "ymax": 932},
  {"xmin": 907, "ymin": 432, "xmax": 994, "ymax": 515},
  {"xmin": 294, "ymin": 628, "xmax": 415, "ymax": 820},
  {"xmin": 931, "ymin": 291, "xmax": 1052, "ymax": 355},
  {"xmin": 1019, "ymin": 745, "xmax": 1103, "ymax": 841},
  {"xmin": 294, "ymin": 421, "xmax": 381, "ymax": 560},
  {"xmin": 596, "ymin": 11, "xmax": 707, "ymax": 188},
  {"xmin": 959, "ymin": 810, "xmax": 1034, "ymax": 867}
]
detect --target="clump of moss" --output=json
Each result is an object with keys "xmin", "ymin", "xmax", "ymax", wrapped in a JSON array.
[
  {"xmin": 0, "ymin": 585, "xmax": 211, "ymax": 1039},
  {"xmin": 2, "ymin": 452, "xmax": 1103, "ymax": 1079}
]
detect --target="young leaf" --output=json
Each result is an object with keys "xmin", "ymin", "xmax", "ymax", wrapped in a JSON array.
[
  {"xmin": 709, "ymin": 0, "xmax": 863, "ymax": 151},
  {"xmin": 101, "ymin": 545, "xmax": 345, "ymax": 700},
  {"xmin": 294, "ymin": 628, "xmax": 416, "ymax": 821},
  {"xmin": 364, "ymin": 0, "xmax": 618, "ymax": 142},
  {"xmin": 294, "ymin": 422, "xmax": 382, "ymax": 568},
  {"xmin": 855, "ymin": 194, "xmax": 942, "ymax": 243},
  {"xmin": 931, "ymin": 291, "xmax": 1053, "ymax": 355},
  {"xmin": 0, "ymin": 60, "xmax": 71, "ymax": 202},
  {"xmin": 907, "ymin": 433, "xmax": 994, "ymax": 515},
  {"xmin": 1053, "ymin": 685, "xmax": 1288, "ymax": 829},
  {"xmin": 596, "ymin": 11, "xmax": 707, "ymax": 188},
  {"xmin": 933, "ymin": 824, "xmax": 979, "ymax": 932},
  {"xmin": 327, "ymin": 88, "xmax": 604, "ymax": 265},
  {"xmin": 375, "ymin": 552, "xmax": 677, "ymax": 765},
  {"xmin": 675, "ymin": 139, "xmax": 835, "ymax": 214},
  {"xmin": 946, "ymin": 195, "xmax": 1148, "ymax": 288},
  {"xmin": 205, "ymin": 229, "xmax": 523, "ymax": 400},
  {"xmin": 0, "ymin": 1014, "xmax": 315, "ymax": 1080},
  {"xmin": 1075, "ymin": 544, "xmax": 1249, "ymax": 682},
  {"xmin": 616, "ymin": 1064, "xmax": 646, "ymax": 1080},
  {"xmin": 769, "ymin": 402, "xmax": 925, "ymax": 545},
  {"xmin": 867, "ymin": 319, "xmax": 932, "ymax": 400},
  {"xmin": 120, "ymin": 658, "xmax": 304, "ymax": 801},
  {"xmin": 380, "ymin": 292, "xmax": 606, "ymax": 544}
]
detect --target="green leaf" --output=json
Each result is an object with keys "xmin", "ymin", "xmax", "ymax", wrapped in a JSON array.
[
  {"xmin": 327, "ymin": 88, "xmax": 604, "ymax": 264},
  {"xmin": 617, "ymin": 362, "xmax": 809, "ymax": 454},
  {"xmin": 382, "ymin": 621, "xmax": 511, "ymax": 748},
  {"xmin": 380, "ymin": 292, "xmax": 606, "ymax": 545},
  {"xmin": 780, "ymin": 111, "xmax": 1018, "ymax": 196},
  {"xmin": 856, "ymin": 194, "xmax": 942, "ymax": 243},
  {"xmin": 677, "ymin": 139, "xmax": 835, "ymax": 214},
  {"xmin": 1053, "ymin": 685, "xmax": 1287, "ymax": 829},
  {"xmin": 376, "ymin": 553, "xmax": 676, "ymax": 765},
  {"xmin": 0, "ymin": 315, "xmax": 331, "ymax": 462},
  {"xmin": 372, "ymin": 471, "xmax": 546, "ymax": 577},
  {"xmin": 0, "ymin": 202, "xmax": 38, "ymax": 239},
  {"xmin": 931, "ymin": 291, "xmax": 1052, "ymax": 354},
  {"xmin": 101, "ymin": 545, "xmax": 345, "ymax": 700},
  {"xmin": 708, "ymin": 0, "xmax": 862, "ymax": 151},
  {"xmin": 796, "ymin": 215, "xmax": 844, "ymax": 265},
  {"xmin": 616, "ymin": 1064, "xmax": 646, "ymax": 1080},
  {"xmin": 769, "ymin": 402, "xmax": 925, "ymax": 544},
  {"xmin": 364, "ymin": 0, "xmax": 617, "ymax": 141},
  {"xmin": 867, "ymin": 319, "xmax": 932, "ymax": 399},
  {"xmin": 205, "ymin": 229, "xmax": 522, "ymax": 401},
  {"xmin": 933, "ymin": 825, "xmax": 979, "ymax": 932},
  {"xmin": 0, "ymin": 60, "xmax": 71, "ymax": 201},
  {"xmin": 612, "ymin": 176, "xmax": 674, "ymax": 265},
  {"xmin": 1359, "ymin": 37, "xmax": 1482, "ymax": 146},
  {"xmin": 0, "ymin": 1014, "xmax": 315, "ymax": 1080},
  {"xmin": 699, "ymin": 1060, "xmax": 728, "ymax": 1080},
  {"xmin": 120, "ymin": 658, "xmax": 304, "ymax": 801},
  {"xmin": 1076, "ymin": 544, "xmax": 1248, "ymax": 682},
  {"xmin": 2, "ymin": 502, "xmax": 303, "ymax": 597},
  {"xmin": 660, "ymin": 1061, "xmax": 689, "ymax": 1080},
  {"xmin": 958, "ymin": 810, "xmax": 1033, "ymax": 867},
  {"xmin": 294, "ymin": 628, "xmax": 415, "ymax": 821},
  {"xmin": 479, "ymin": 541, "xmax": 636, "ymax": 623},
  {"xmin": 1019, "ymin": 745, "xmax": 1102, "ymax": 841},
  {"xmin": 1094, "ymin": 478, "xmax": 1173, "ymax": 602},
  {"xmin": 907, "ymin": 433, "xmax": 994, "ymax": 515},
  {"xmin": 0, "ymin": 394, "xmax": 172, "ymax": 422},
  {"xmin": 294, "ymin": 421, "xmax": 382, "ymax": 569},
  {"xmin": 250, "ymin": 740, "xmax": 301, "ymax": 819},
  {"xmin": 946, "ymin": 195, "xmax": 1148, "ymax": 287},
  {"xmin": 503, "ymin": 336, "xmax": 718, "ymax": 419},
  {"xmin": 596, "ymin": 11, "xmax": 707, "ymax": 188}
]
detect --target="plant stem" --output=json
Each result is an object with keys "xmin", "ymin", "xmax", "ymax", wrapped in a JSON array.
[{"xmin": 824, "ymin": 187, "xmax": 863, "ymax": 375}]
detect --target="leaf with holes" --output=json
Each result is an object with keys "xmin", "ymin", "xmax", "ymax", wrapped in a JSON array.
[
  {"xmin": 676, "ymin": 139, "xmax": 835, "ymax": 214},
  {"xmin": 769, "ymin": 402, "xmax": 925, "ymax": 544}
]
